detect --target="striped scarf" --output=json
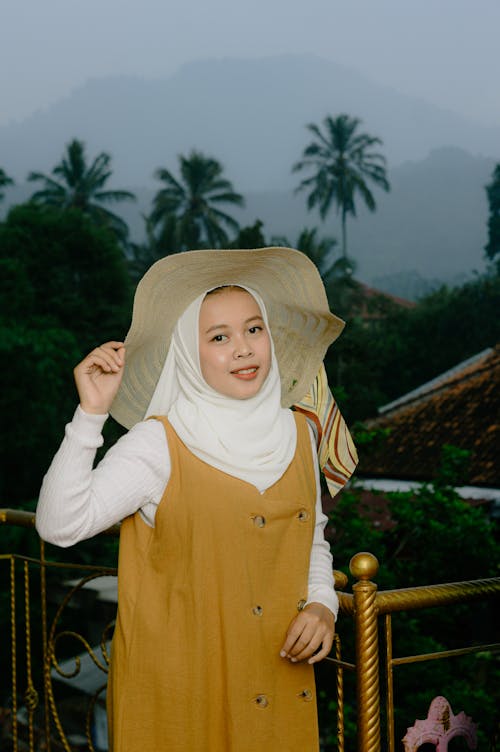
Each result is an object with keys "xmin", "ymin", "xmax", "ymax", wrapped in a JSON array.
[{"xmin": 293, "ymin": 364, "xmax": 358, "ymax": 497}]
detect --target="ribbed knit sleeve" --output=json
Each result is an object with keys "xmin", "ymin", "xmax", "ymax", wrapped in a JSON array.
[
  {"xmin": 35, "ymin": 406, "xmax": 169, "ymax": 547},
  {"xmin": 306, "ymin": 427, "xmax": 339, "ymax": 619}
]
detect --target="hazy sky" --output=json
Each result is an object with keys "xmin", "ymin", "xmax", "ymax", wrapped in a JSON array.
[{"xmin": 1, "ymin": 0, "xmax": 499, "ymax": 128}]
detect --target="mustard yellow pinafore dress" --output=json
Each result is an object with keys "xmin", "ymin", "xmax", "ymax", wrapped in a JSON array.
[{"xmin": 107, "ymin": 412, "xmax": 319, "ymax": 751}]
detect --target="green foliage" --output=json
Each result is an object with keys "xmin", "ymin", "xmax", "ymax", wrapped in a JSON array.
[
  {"xmin": 229, "ymin": 219, "xmax": 267, "ymax": 249},
  {"xmin": 293, "ymin": 113, "xmax": 390, "ymax": 258},
  {"xmin": 127, "ymin": 214, "xmax": 167, "ymax": 283},
  {"xmin": 324, "ymin": 446, "xmax": 499, "ymax": 749},
  {"xmin": 1, "ymin": 203, "xmax": 132, "ymax": 349},
  {"xmin": 0, "ymin": 167, "xmax": 14, "ymax": 202},
  {"xmin": 294, "ymin": 227, "xmax": 340, "ymax": 281},
  {"xmin": 315, "ymin": 666, "xmax": 358, "ymax": 750},
  {"xmin": 392, "ymin": 275, "xmax": 499, "ymax": 384},
  {"xmin": 0, "ymin": 320, "xmax": 80, "ymax": 503},
  {"xmin": 325, "ymin": 315, "xmax": 390, "ymax": 420},
  {"xmin": 329, "ymin": 270, "xmax": 500, "ymax": 422},
  {"xmin": 271, "ymin": 226, "xmax": 344, "ymax": 280},
  {"xmin": 350, "ymin": 422, "xmax": 391, "ymax": 447},
  {"xmin": 329, "ymin": 487, "xmax": 389, "ymax": 576},
  {"xmin": 28, "ymin": 138, "xmax": 136, "ymax": 244},
  {"xmin": 485, "ymin": 163, "xmax": 500, "ymax": 263},
  {"xmin": 0, "ymin": 204, "xmax": 131, "ymax": 505},
  {"xmin": 149, "ymin": 150, "xmax": 244, "ymax": 252},
  {"xmin": 386, "ymin": 474, "xmax": 497, "ymax": 587}
]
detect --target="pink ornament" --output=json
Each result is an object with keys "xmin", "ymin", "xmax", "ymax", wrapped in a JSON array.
[{"xmin": 403, "ymin": 696, "xmax": 477, "ymax": 751}]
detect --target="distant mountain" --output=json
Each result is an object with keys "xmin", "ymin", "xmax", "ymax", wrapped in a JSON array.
[
  {"xmin": 339, "ymin": 146, "xmax": 495, "ymax": 281},
  {"xmin": 1, "ymin": 147, "xmax": 494, "ymax": 288},
  {"xmin": 218, "ymin": 147, "xmax": 494, "ymax": 282},
  {"xmin": 0, "ymin": 55, "xmax": 499, "ymax": 193}
]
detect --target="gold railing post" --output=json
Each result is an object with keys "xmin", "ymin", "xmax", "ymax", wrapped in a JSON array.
[
  {"xmin": 39, "ymin": 538, "xmax": 52, "ymax": 751},
  {"xmin": 333, "ymin": 633, "xmax": 345, "ymax": 752},
  {"xmin": 351, "ymin": 552, "xmax": 380, "ymax": 752},
  {"xmin": 385, "ymin": 614, "xmax": 395, "ymax": 752},
  {"xmin": 334, "ymin": 568, "xmax": 349, "ymax": 752},
  {"xmin": 10, "ymin": 556, "xmax": 18, "ymax": 752},
  {"xmin": 23, "ymin": 560, "xmax": 38, "ymax": 751}
]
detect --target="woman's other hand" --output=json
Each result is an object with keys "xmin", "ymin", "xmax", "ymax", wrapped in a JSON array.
[
  {"xmin": 73, "ymin": 342, "xmax": 126, "ymax": 415},
  {"xmin": 280, "ymin": 602, "xmax": 335, "ymax": 665}
]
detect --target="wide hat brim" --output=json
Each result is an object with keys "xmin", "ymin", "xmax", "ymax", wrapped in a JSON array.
[{"xmin": 110, "ymin": 247, "xmax": 345, "ymax": 429}]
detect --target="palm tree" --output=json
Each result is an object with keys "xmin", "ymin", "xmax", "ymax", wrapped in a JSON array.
[
  {"xmin": 272, "ymin": 227, "xmax": 353, "ymax": 282},
  {"xmin": 150, "ymin": 150, "xmax": 244, "ymax": 251},
  {"xmin": 272, "ymin": 227, "xmax": 358, "ymax": 316},
  {"xmin": 128, "ymin": 215, "xmax": 165, "ymax": 283},
  {"xmin": 294, "ymin": 227, "xmax": 342, "ymax": 282},
  {"xmin": 0, "ymin": 168, "xmax": 14, "ymax": 202},
  {"xmin": 293, "ymin": 114, "xmax": 390, "ymax": 258},
  {"xmin": 28, "ymin": 139, "xmax": 135, "ymax": 241}
]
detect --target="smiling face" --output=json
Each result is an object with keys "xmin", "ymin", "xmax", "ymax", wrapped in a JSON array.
[{"xmin": 198, "ymin": 287, "xmax": 272, "ymax": 400}]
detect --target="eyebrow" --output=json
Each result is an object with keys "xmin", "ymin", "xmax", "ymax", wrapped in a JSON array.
[{"xmin": 204, "ymin": 315, "xmax": 264, "ymax": 334}]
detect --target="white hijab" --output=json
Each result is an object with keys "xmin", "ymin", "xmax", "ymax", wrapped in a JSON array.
[{"xmin": 145, "ymin": 287, "xmax": 297, "ymax": 492}]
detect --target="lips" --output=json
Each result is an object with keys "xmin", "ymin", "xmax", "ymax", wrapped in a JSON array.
[{"xmin": 231, "ymin": 366, "xmax": 259, "ymax": 380}]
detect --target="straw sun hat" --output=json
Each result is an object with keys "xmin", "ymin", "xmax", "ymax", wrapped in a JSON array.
[{"xmin": 110, "ymin": 247, "xmax": 345, "ymax": 429}]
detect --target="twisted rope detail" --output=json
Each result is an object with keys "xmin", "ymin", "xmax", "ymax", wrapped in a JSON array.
[
  {"xmin": 354, "ymin": 582, "xmax": 380, "ymax": 752},
  {"xmin": 334, "ymin": 634, "xmax": 345, "ymax": 752}
]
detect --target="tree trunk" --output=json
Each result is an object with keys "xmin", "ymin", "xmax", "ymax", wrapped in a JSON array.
[{"xmin": 341, "ymin": 209, "xmax": 347, "ymax": 259}]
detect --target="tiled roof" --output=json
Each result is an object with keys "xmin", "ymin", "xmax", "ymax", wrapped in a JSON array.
[
  {"xmin": 351, "ymin": 282, "xmax": 416, "ymax": 323},
  {"xmin": 357, "ymin": 346, "xmax": 500, "ymax": 486},
  {"xmin": 357, "ymin": 282, "xmax": 416, "ymax": 310},
  {"xmin": 378, "ymin": 348, "xmax": 494, "ymax": 414}
]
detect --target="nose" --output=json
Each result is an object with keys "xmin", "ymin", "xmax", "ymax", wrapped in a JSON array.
[{"xmin": 233, "ymin": 336, "xmax": 253, "ymax": 359}]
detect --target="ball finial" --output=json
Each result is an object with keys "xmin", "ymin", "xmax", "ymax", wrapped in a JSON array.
[{"xmin": 349, "ymin": 552, "xmax": 379, "ymax": 581}]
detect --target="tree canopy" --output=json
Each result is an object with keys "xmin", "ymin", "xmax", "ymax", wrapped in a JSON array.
[
  {"xmin": 150, "ymin": 150, "xmax": 244, "ymax": 252},
  {"xmin": 0, "ymin": 167, "xmax": 14, "ymax": 202},
  {"xmin": 28, "ymin": 139, "xmax": 136, "ymax": 242},
  {"xmin": 327, "ymin": 271, "xmax": 500, "ymax": 422},
  {"xmin": 0, "ymin": 204, "xmax": 131, "ymax": 503},
  {"xmin": 293, "ymin": 114, "xmax": 390, "ymax": 258},
  {"xmin": 485, "ymin": 163, "xmax": 500, "ymax": 265}
]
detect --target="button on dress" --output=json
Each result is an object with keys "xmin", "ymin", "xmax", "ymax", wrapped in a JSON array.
[{"xmin": 107, "ymin": 412, "xmax": 319, "ymax": 751}]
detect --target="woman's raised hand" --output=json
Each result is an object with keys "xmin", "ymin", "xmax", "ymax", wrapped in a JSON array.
[{"xmin": 73, "ymin": 342, "xmax": 126, "ymax": 415}]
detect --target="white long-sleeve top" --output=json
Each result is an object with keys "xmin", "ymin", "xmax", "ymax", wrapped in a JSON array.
[{"xmin": 36, "ymin": 406, "xmax": 339, "ymax": 617}]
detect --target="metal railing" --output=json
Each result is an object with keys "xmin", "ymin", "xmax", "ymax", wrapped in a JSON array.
[
  {"xmin": 1, "ymin": 508, "xmax": 499, "ymax": 751},
  {"xmin": 332, "ymin": 552, "xmax": 500, "ymax": 751}
]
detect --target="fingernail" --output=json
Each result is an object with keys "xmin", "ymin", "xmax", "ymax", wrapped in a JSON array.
[
  {"xmin": 280, "ymin": 651, "xmax": 286, "ymax": 658},
  {"xmin": 291, "ymin": 658, "xmax": 297, "ymax": 663}
]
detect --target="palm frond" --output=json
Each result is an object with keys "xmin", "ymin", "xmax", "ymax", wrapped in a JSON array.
[
  {"xmin": 28, "ymin": 139, "xmax": 134, "ymax": 244},
  {"xmin": 0, "ymin": 168, "xmax": 14, "ymax": 201},
  {"xmin": 153, "ymin": 167, "xmax": 185, "ymax": 193},
  {"xmin": 293, "ymin": 113, "xmax": 390, "ymax": 255},
  {"xmin": 27, "ymin": 172, "xmax": 64, "ymax": 190},
  {"xmin": 206, "ymin": 191, "xmax": 244, "ymax": 207},
  {"xmin": 206, "ymin": 207, "xmax": 241, "ymax": 232},
  {"xmin": 150, "ymin": 150, "xmax": 243, "ymax": 251},
  {"xmin": 94, "ymin": 189, "xmax": 136, "ymax": 204},
  {"xmin": 88, "ymin": 204, "xmax": 130, "ymax": 241}
]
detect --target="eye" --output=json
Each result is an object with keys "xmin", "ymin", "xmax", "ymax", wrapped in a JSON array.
[
  {"xmin": 248, "ymin": 325, "xmax": 263, "ymax": 334},
  {"xmin": 211, "ymin": 333, "xmax": 227, "ymax": 342}
]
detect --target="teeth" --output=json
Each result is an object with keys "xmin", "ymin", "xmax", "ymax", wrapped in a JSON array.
[{"xmin": 235, "ymin": 368, "xmax": 257, "ymax": 374}]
